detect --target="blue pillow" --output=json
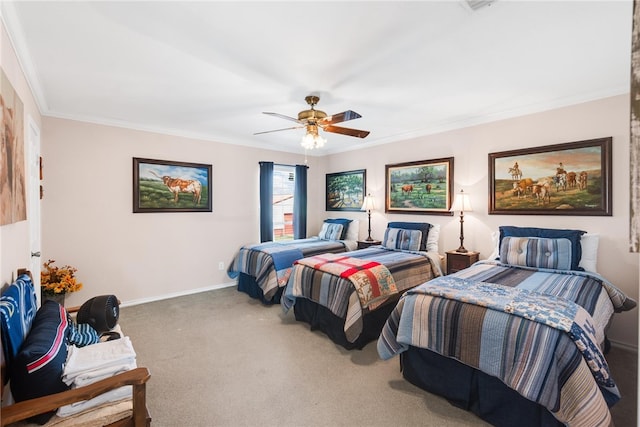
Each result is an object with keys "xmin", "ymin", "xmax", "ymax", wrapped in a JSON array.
[
  {"xmin": 500, "ymin": 236, "xmax": 573, "ymax": 270},
  {"xmin": 387, "ymin": 222, "xmax": 432, "ymax": 251},
  {"xmin": 383, "ymin": 228, "xmax": 423, "ymax": 252},
  {"xmin": 325, "ymin": 218, "xmax": 353, "ymax": 240},
  {"xmin": 10, "ymin": 301, "xmax": 70, "ymax": 424},
  {"xmin": 319, "ymin": 222, "xmax": 344, "ymax": 240},
  {"xmin": 499, "ymin": 226, "xmax": 586, "ymax": 271}
]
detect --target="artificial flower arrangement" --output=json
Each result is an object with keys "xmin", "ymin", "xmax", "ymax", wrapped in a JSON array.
[{"xmin": 41, "ymin": 259, "xmax": 83, "ymax": 296}]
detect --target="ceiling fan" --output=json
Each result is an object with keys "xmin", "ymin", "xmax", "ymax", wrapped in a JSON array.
[{"xmin": 255, "ymin": 95, "xmax": 370, "ymax": 149}]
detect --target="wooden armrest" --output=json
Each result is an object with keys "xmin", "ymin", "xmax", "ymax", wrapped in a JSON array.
[{"xmin": 1, "ymin": 367, "xmax": 151, "ymax": 426}]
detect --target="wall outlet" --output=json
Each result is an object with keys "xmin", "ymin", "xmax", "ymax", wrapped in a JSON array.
[{"xmin": 218, "ymin": 261, "xmax": 224, "ymax": 270}]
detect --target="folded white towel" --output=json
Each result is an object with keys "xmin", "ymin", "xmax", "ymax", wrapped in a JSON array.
[
  {"xmin": 63, "ymin": 336, "xmax": 136, "ymax": 382},
  {"xmin": 57, "ymin": 386, "xmax": 132, "ymax": 417},
  {"xmin": 57, "ymin": 335, "xmax": 139, "ymax": 418},
  {"xmin": 71, "ymin": 360, "xmax": 137, "ymax": 387}
]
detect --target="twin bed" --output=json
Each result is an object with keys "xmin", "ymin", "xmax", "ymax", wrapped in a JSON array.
[
  {"xmin": 227, "ymin": 219, "xmax": 359, "ymax": 304},
  {"xmin": 229, "ymin": 222, "xmax": 635, "ymax": 426},
  {"xmin": 377, "ymin": 226, "xmax": 636, "ymax": 426}
]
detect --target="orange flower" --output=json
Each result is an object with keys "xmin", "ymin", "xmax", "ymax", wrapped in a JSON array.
[{"xmin": 41, "ymin": 259, "xmax": 83, "ymax": 296}]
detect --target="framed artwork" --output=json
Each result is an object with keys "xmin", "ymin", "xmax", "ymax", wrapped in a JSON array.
[
  {"xmin": 1, "ymin": 67, "xmax": 27, "ymax": 226},
  {"xmin": 326, "ymin": 169, "xmax": 366, "ymax": 211},
  {"xmin": 385, "ymin": 157, "xmax": 454, "ymax": 215},
  {"xmin": 133, "ymin": 157, "xmax": 212, "ymax": 213},
  {"xmin": 488, "ymin": 137, "xmax": 612, "ymax": 215}
]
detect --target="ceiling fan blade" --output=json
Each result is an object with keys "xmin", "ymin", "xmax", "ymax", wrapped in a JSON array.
[
  {"xmin": 254, "ymin": 125, "xmax": 303, "ymax": 135},
  {"xmin": 320, "ymin": 110, "xmax": 362, "ymax": 125},
  {"xmin": 263, "ymin": 112, "xmax": 304, "ymax": 124},
  {"xmin": 323, "ymin": 125, "xmax": 370, "ymax": 139}
]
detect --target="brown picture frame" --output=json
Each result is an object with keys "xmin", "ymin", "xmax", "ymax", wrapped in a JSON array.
[
  {"xmin": 133, "ymin": 157, "xmax": 212, "ymax": 213},
  {"xmin": 385, "ymin": 157, "xmax": 454, "ymax": 215},
  {"xmin": 488, "ymin": 137, "xmax": 612, "ymax": 216}
]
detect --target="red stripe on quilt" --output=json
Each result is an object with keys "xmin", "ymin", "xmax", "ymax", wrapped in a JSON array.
[{"xmin": 339, "ymin": 261, "xmax": 381, "ymax": 279}]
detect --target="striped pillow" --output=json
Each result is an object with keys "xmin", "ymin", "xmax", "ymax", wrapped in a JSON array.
[
  {"xmin": 318, "ymin": 222, "xmax": 344, "ymax": 240},
  {"xmin": 383, "ymin": 228, "xmax": 423, "ymax": 252},
  {"xmin": 500, "ymin": 236, "xmax": 572, "ymax": 270}
]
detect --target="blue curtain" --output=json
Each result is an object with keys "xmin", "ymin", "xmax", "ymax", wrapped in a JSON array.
[
  {"xmin": 294, "ymin": 164, "xmax": 308, "ymax": 239},
  {"xmin": 259, "ymin": 162, "xmax": 274, "ymax": 242}
]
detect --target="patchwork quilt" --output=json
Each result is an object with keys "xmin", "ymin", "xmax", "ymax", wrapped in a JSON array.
[
  {"xmin": 227, "ymin": 238, "xmax": 347, "ymax": 301},
  {"xmin": 377, "ymin": 260, "xmax": 636, "ymax": 426}
]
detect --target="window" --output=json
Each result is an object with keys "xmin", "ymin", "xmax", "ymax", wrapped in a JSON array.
[{"xmin": 272, "ymin": 165, "xmax": 295, "ymax": 241}]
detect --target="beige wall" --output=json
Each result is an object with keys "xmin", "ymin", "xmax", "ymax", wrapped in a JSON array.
[
  {"xmin": 40, "ymin": 117, "xmax": 326, "ymax": 307},
  {"xmin": 0, "ymin": 20, "xmax": 42, "ymax": 289}
]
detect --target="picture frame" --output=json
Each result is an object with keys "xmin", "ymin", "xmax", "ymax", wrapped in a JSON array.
[
  {"xmin": 488, "ymin": 137, "xmax": 612, "ymax": 216},
  {"xmin": 326, "ymin": 169, "xmax": 366, "ymax": 211},
  {"xmin": 385, "ymin": 157, "xmax": 454, "ymax": 215},
  {"xmin": 133, "ymin": 157, "xmax": 212, "ymax": 213}
]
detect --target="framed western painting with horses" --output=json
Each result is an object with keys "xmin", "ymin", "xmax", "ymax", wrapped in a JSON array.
[
  {"xmin": 488, "ymin": 137, "xmax": 612, "ymax": 216},
  {"xmin": 133, "ymin": 157, "xmax": 212, "ymax": 213},
  {"xmin": 385, "ymin": 157, "xmax": 454, "ymax": 215}
]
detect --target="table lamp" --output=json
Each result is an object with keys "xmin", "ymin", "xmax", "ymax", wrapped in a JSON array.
[{"xmin": 450, "ymin": 189, "xmax": 473, "ymax": 253}]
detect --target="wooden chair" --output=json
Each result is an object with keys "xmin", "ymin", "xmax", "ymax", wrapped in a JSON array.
[{"xmin": 1, "ymin": 270, "xmax": 151, "ymax": 426}]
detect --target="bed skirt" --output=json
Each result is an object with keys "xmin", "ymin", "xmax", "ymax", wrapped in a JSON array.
[
  {"xmin": 400, "ymin": 346, "xmax": 563, "ymax": 427},
  {"xmin": 236, "ymin": 273, "xmax": 283, "ymax": 305},
  {"xmin": 292, "ymin": 297, "xmax": 399, "ymax": 350}
]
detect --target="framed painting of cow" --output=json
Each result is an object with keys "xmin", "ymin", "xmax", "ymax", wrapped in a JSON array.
[
  {"xmin": 385, "ymin": 157, "xmax": 454, "ymax": 215},
  {"xmin": 133, "ymin": 157, "xmax": 212, "ymax": 213},
  {"xmin": 488, "ymin": 137, "xmax": 612, "ymax": 216},
  {"xmin": 326, "ymin": 169, "xmax": 366, "ymax": 211}
]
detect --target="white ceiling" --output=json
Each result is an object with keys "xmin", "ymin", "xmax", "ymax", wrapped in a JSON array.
[{"xmin": 1, "ymin": 1, "xmax": 633, "ymax": 156}]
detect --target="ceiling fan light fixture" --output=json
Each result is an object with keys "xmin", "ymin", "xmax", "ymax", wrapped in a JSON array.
[{"xmin": 301, "ymin": 128, "xmax": 326, "ymax": 150}]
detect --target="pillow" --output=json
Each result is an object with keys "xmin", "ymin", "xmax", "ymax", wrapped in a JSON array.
[
  {"xmin": 345, "ymin": 219, "xmax": 360, "ymax": 241},
  {"xmin": 500, "ymin": 236, "xmax": 573, "ymax": 270},
  {"xmin": 426, "ymin": 224, "xmax": 440, "ymax": 253},
  {"xmin": 318, "ymin": 222, "xmax": 344, "ymax": 240},
  {"xmin": 324, "ymin": 218, "xmax": 352, "ymax": 240},
  {"xmin": 383, "ymin": 228, "xmax": 423, "ymax": 252},
  {"xmin": 487, "ymin": 230, "xmax": 500, "ymax": 260},
  {"xmin": 579, "ymin": 233, "xmax": 599, "ymax": 273},
  {"xmin": 499, "ymin": 226, "xmax": 586, "ymax": 271},
  {"xmin": 10, "ymin": 301, "xmax": 70, "ymax": 424},
  {"xmin": 387, "ymin": 222, "xmax": 432, "ymax": 251}
]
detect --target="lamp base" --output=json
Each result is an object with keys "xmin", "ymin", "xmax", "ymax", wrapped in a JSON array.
[
  {"xmin": 456, "ymin": 246, "xmax": 468, "ymax": 253},
  {"xmin": 365, "ymin": 236, "xmax": 374, "ymax": 242}
]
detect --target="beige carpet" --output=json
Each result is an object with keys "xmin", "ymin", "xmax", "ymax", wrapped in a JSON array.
[{"xmin": 119, "ymin": 286, "xmax": 636, "ymax": 427}]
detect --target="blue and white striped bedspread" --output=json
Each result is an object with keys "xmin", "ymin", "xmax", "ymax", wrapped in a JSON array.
[{"xmin": 227, "ymin": 238, "xmax": 347, "ymax": 301}]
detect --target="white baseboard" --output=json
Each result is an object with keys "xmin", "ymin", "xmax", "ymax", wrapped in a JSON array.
[{"xmin": 119, "ymin": 281, "xmax": 236, "ymax": 308}]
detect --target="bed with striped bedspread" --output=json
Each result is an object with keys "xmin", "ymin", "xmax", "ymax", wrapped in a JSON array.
[
  {"xmin": 377, "ymin": 260, "xmax": 636, "ymax": 426},
  {"xmin": 282, "ymin": 246, "xmax": 443, "ymax": 346},
  {"xmin": 227, "ymin": 238, "xmax": 349, "ymax": 302}
]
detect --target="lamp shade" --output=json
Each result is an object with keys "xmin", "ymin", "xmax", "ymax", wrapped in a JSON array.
[
  {"xmin": 361, "ymin": 194, "xmax": 375, "ymax": 211},
  {"xmin": 450, "ymin": 189, "xmax": 473, "ymax": 212}
]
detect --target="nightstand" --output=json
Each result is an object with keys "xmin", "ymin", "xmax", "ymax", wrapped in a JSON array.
[
  {"xmin": 357, "ymin": 240, "xmax": 382, "ymax": 249},
  {"xmin": 446, "ymin": 250, "xmax": 480, "ymax": 275}
]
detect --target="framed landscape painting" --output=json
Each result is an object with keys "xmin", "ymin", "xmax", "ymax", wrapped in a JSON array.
[
  {"xmin": 488, "ymin": 137, "xmax": 612, "ymax": 215},
  {"xmin": 326, "ymin": 169, "xmax": 366, "ymax": 211},
  {"xmin": 133, "ymin": 157, "xmax": 212, "ymax": 213},
  {"xmin": 385, "ymin": 157, "xmax": 454, "ymax": 215}
]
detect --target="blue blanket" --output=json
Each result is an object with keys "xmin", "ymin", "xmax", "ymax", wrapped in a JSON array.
[{"xmin": 0, "ymin": 274, "xmax": 37, "ymax": 368}]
